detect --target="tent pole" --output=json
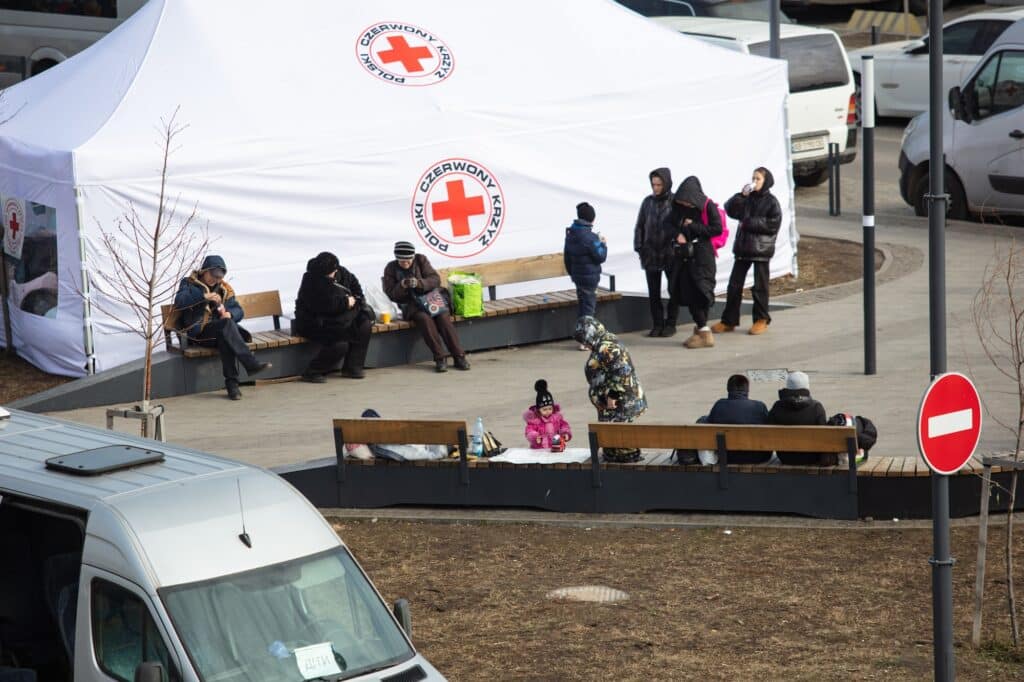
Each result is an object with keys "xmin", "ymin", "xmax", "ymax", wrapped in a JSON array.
[{"xmin": 75, "ymin": 187, "xmax": 96, "ymax": 375}]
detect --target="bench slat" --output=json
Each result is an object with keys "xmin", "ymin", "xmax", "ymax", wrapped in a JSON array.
[
  {"xmin": 588, "ymin": 423, "xmax": 857, "ymax": 453},
  {"xmin": 333, "ymin": 418, "xmax": 466, "ymax": 448}
]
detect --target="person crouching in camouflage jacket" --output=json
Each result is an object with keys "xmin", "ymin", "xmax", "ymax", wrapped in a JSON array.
[{"xmin": 574, "ymin": 316, "xmax": 648, "ymax": 462}]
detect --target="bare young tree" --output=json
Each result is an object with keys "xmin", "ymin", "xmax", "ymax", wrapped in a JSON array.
[
  {"xmin": 87, "ymin": 108, "xmax": 209, "ymax": 434},
  {"xmin": 973, "ymin": 238, "xmax": 1024, "ymax": 646}
]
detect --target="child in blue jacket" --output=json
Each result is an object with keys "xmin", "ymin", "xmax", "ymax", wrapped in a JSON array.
[{"xmin": 563, "ymin": 202, "xmax": 607, "ymax": 330}]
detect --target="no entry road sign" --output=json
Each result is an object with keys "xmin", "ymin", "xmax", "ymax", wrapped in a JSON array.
[{"xmin": 917, "ymin": 372, "xmax": 982, "ymax": 475}]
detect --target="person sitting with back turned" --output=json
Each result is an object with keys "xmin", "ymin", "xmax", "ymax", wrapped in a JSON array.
[
  {"xmin": 382, "ymin": 241, "xmax": 470, "ymax": 373},
  {"xmin": 293, "ymin": 251, "xmax": 372, "ymax": 383},
  {"xmin": 173, "ymin": 255, "xmax": 270, "ymax": 400},
  {"xmin": 768, "ymin": 371, "xmax": 835, "ymax": 465},
  {"xmin": 705, "ymin": 374, "xmax": 771, "ymax": 464}
]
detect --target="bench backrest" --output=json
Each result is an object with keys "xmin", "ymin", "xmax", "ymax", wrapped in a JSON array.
[
  {"xmin": 438, "ymin": 253, "xmax": 567, "ymax": 288},
  {"xmin": 160, "ymin": 290, "xmax": 284, "ymax": 348},
  {"xmin": 332, "ymin": 418, "xmax": 468, "ymax": 450},
  {"xmin": 587, "ymin": 423, "xmax": 858, "ymax": 452}
]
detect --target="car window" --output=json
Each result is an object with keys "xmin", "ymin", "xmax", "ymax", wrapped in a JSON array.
[
  {"xmin": 750, "ymin": 34, "xmax": 849, "ymax": 93},
  {"xmin": 92, "ymin": 580, "xmax": 181, "ymax": 682},
  {"xmin": 967, "ymin": 51, "xmax": 1024, "ymax": 120},
  {"xmin": 615, "ymin": 0, "xmax": 791, "ymax": 20},
  {"xmin": 993, "ymin": 51, "xmax": 1024, "ymax": 114},
  {"xmin": 974, "ymin": 20, "xmax": 1013, "ymax": 55},
  {"xmin": 941, "ymin": 21, "xmax": 984, "ymax": 56}
]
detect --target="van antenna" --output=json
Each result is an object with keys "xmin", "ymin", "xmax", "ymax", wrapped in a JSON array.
[{"xmin": 236, "ymin": 478, "xmax": 252, "ymax": 548}]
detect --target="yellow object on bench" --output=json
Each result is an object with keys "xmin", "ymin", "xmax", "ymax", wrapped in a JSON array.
[{"xmin": 160, "ymin": 290, "xmax": 306, "ymax": 358}]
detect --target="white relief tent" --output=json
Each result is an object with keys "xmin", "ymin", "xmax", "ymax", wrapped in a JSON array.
[{"xmin": 0, "ymin": 0, "xmax": 794, "ymax": 377}]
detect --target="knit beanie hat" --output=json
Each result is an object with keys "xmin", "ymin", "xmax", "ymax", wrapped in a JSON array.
[
  {"xmin": 786, "ymin": 371, "xmax": 810, "ymax": 391},
  {"xmin": 534, "ymin": 379, "xmax": 554, "ymax": 409},
  {"xmin": 394, "ymin": 241, "xmax": 416, "ymax": 259},
  {"xmin": 576, "ymin": 202, "xmax": 596, "ymax": 223}
]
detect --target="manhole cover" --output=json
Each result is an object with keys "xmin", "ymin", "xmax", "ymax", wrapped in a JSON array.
[{"xmin": 546, "ymin": 585, "xmax": 629, "ymax": 603}]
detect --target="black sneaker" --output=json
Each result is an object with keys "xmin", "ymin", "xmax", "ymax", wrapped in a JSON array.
[
  {"xmin": 434, "ymin": 360, "xmax": 448, "ymax": 373},
  {"xmin": 647, "ymin": 327, "xmax": 663, "ymax": 338},
  {"xmin": 453, "ymin": 356, "xmax": 471, "ymax": 371},
  {"xmin": 661, "ymin": 325, "xmax": 678, "ymax": 338},
  {"xmin": 341, "ymin": 368, "xmax": 366, "ymax": 379},
  {"xmin": 247, "ymin": 361, "xmax": 272, "ymax": 376},
  {"xmin": 225, "ymin": 380, "xmax": 242, "ymax": 400},
  {"xmin": 300, "ymin": 373, "xmax": 327, "ymax": 384}
]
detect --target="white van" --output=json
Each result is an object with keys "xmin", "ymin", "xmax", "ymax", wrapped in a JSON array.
[
  {"xmin": 653, "ymin": 16, "xmax": 858, "ymax": 187},
  {"xmin": 899, "ymin": 18, "xmax": 1024, "ymax": 219},
  {"xmin": 0, "ymin": 407, "xmax": 444, "ymax": 682}
]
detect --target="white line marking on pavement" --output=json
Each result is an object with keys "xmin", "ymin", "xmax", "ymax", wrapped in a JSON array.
[{"xmin": 928, "ymin": 408, "xmax": 973, "ymax": 438}]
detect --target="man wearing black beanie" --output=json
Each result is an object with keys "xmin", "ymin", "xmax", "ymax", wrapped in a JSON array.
[{"xmin": 563, "ymin": 202, "xmax": 607, "ymax": 331}]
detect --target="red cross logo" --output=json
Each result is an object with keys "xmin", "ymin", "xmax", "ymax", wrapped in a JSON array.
[
  {"xmin": 377, "ymin": 36, "xmax": 432, "ymax": 73},
  {"xmin": 7, "ymin": 211, "xmax": 18, "ymax": 239},
  {"xmin": 431, "ymin": 180, "xmax": 486, "ymax": 238}
]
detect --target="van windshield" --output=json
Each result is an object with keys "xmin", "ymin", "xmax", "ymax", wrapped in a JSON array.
[
  {"xmin": 750, "ymin": 34, "xmax": 849, "ymax": 93},
  {"xmin": 160, "ymin": 548, "xmax": 414, "ymax": 682}
]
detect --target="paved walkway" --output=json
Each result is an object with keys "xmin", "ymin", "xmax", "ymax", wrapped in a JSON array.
[{"xmin": 51, "ymin": 208, "xmax": 1022, "ymax": 469}]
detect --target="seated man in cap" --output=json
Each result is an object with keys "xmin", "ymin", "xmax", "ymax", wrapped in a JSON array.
[
  {"xmin": 768, "ymin": 370, "xmax": 833, "ymax": 465},
  {"xmin": 382, "ymin": 241, "xmax": 470, "ymax": 373},
  {"xmin": 173, "ymin": 255, "xmax": 270, "ymax": 400}
]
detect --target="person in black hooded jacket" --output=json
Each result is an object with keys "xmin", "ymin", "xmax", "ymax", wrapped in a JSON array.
[
  {"xmin": 669, "ymin": 176, "xmax": 722, "ymax": 349},
  {"xmin": 715, "ymin": 166, "xmax": 783, "ymax": 336},
  {"xmin": 768, "ymin": 371, "xmax": 836, "ymax": 465},
  {"xmin": 633, "ymin": 168, "xmax": 679, "ymax": 337},
  {"xmin": 294, "ymin": 251, "xmax": 372, "ymax": 382}
]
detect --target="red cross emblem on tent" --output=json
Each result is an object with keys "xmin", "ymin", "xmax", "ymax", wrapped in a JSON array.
[
  {"xmin": 2, "ymin": 197, "xmax": 26, "ymax": 260},
  {"xmin": 356, "ymin": 23, "xmax": 454, "ymax": 86},
  {"xmin": 917, "ymin": 372, "xmax": 982, "ymax": 475},
  {"xmin": 412, "ymin": 158, "xmax": 506, "ymax": 259}
]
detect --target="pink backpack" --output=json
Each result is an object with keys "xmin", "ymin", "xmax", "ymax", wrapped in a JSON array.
[{"xmin": 702, "ymin": 198, "xmax": 730, "ymax": 258}]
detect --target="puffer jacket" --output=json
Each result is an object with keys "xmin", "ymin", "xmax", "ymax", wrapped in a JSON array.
[
  {"xmin": 563, "ymin": 220, "xmax": 607, "ymax": 289},
  {"xmin": 633, "ymin": 168, "xmax": 676, "ymax": 271},
  {"xmin": 173, "ymin": 272, "xmax": 244, "ymax": 341},
  {"xmin": 523, "ymin": 404, "xmax": 573, "ymax": 449},
  {"xmin": 724, "ymin": 168, "xmax": 782, "ymax": 262},
  {"xmin": 669, "ymin": 176, "xmax": 722, "ymax": 308},
  {"xmin": 294, "ymin": 264, "xmax": 367, "ymax": 343},
  {"xmin": 575, "ymin": 316, "xmax": 647, "ymax": 422},
  {"xmin": 382, "ymin": 254, "xmax": 445, "ymax": 320},
  {"xmin": 768, "ymin": 388, "xmax": 829, "ymax": 465}
]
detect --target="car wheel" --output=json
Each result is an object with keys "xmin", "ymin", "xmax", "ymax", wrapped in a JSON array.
[
  {"xmin": 794, "ymin": 169, "xmax": 829, "ymax": 187},
  {"xmin": 911, "ymin": 170, "xmax": 969, "ymax": 220}
]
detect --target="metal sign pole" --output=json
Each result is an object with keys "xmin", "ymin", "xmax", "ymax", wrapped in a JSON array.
[
  {"xmin": 862, "ymin": 56, "xmax": 876, "ymax": 376},
  {"xmin": 927, "ymin": 0, "xmax": 954, "ymax": 676},
  {"xmin": 0, "ymin": 223, "xmax": 13, "ymax": 357},
  {"xmin": 769, "ymin": 0, "xmax": 780, "ymax": 59}
]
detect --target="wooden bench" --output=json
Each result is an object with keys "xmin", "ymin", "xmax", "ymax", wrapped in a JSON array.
[
  {"xmin": 586, "ymin": 422, "xmax": 861, "ymax": 492},
  {"xmin": 332, "ymin": 417, "xmax": 470, "ymax": 484},
  {"xmin": 161, "ymin": 289, "xmax": 306, "ymax": 358}
]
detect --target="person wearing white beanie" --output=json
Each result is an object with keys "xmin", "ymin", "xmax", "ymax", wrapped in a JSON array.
[{"xmin": 768, "ymin": 371, "xmax": 832, "ymax": 465}]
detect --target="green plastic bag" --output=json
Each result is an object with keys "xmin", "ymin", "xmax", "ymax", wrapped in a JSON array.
[{"xmin": 448, "ymin": 272, "xmax": 484, "ymax": 318}]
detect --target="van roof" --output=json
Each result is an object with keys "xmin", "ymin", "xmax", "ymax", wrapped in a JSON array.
[
  {"xmin": 0, "ymin": 408, "xmax": 342, "ymax": 587},
  {"xmin": 651, "ymin": 16, "xmax": 838, "ymax": 44},
  {"xmin": 992, "ymin": 17, "xmax": 1024, "ymax": 50},
  {"xmin": 0, "ymin": 408, "xmax": 247, "ymax": 511}
]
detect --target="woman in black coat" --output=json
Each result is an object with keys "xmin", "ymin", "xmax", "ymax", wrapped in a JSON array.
[
  {"xmin": 669, "ymin": 176, "xmax": 722, "ymax": 349},
  {"xmin": 714, "ymin": 166, "xmax": 783, "ymax": 336},
  {"xmin": 294, "ymin": 251, "xmax": 372, "ymax": 382}
]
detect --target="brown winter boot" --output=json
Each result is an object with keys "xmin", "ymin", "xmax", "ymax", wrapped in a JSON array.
[
  {"xmin": 683, "ymin": 328, "xmax": 715, "ymax": 349},
  {"xmin": 749, "ymin": 320, "xmax": 769, "ymax": 335},
  {"xmin": 710, "ymin": 321, "xmax": 734, "ymax": 334}
]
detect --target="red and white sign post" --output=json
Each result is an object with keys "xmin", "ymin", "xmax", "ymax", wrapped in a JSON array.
[
  {"xmin": 918, "ymin": 372, "xmax": 982, "ymax": 475},
  {"xmin": 918, "ymin": 372, "xmax": 982, "ymax": 682}
]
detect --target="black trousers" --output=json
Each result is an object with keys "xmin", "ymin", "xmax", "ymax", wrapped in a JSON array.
[
  {"xmin": 688, "ymin": 304, "xmax": 708, "ymax": 329},
  {"xmin": 721, "ymin": 259, "xmax": 771, "ymax": 327},
  {"xmin": 192, "ymin": 318, "xmax": 258, "ymax": 380},
  {"xmin": 644, "ymin": 268, "xmax": 679, "ymax": 328},
  {"xmin": 408, "ymin": 310, "xmax": 465, "ymax": 361},
  {"xmin": 305, "ymin": 319, "xmax": 372, "ymax": 375}
]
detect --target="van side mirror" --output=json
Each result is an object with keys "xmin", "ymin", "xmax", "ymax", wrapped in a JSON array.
[
  {"xmin": 393, "ymin": 598, "xmax": 412, "ymax": 637},
  {"xmin": 134, "ymin": 662, "xmax": 164, "ymax": 682},
  {"xmin": 948, "ymin": 86, "xmax": 964, "ymax": 121}
]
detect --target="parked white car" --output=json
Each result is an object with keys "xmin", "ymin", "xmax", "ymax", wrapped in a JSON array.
[
  {"xmin": 653, "ymin": 16, "xmax": 857, "ymax": 186},
  {"xmin": 899, "ymin": 18, "xmax": 1024, "ymax": 219},
  {"xmin": 849, "ymin": 7, "xmax": 1024, "ymax": 118}
]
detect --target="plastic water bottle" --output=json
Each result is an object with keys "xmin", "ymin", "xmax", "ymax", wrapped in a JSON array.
[{"xmin": 470, "ymin": 417, "xmax": 484, "ymax": 456}]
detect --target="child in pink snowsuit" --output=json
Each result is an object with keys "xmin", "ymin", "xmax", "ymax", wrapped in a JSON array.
[{"xmin": 523, "ymin": 379, "xmax": 573, "ymax": 449}]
